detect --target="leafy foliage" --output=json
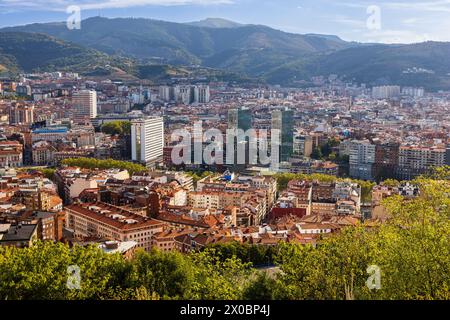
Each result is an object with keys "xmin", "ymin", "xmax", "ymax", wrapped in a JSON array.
[
  {"xmin": 61, "ymin": 157, "xmax": 146, "ymax": 175},
  {"xmin": 0, "ymin": 244, "xmax": 252, "ymax": 300},
  {"xmin": 0, "ymin": 32, "xmax": 133, "ymax": 75},
  {"xmin": 0, "ymin": 242, "xmax": 143, "ymax": 300},
  {"xmin": 311, "ymin": 147, "xmax": 323, "ymax": 160},
  {"xmin": 101, "ymin": 121, "xmax": 131, "ymax": 136},
  {"xmin": 425, "ymin": 165, "xmax": 450, "ymax": 181},
  {"xmin": 207, "ymin": 242, "xmax": 278, "ymax": 266},
  {"xmin": 273, "ymin": 177, "xmax": 450, "ymax": 300},
  {"xmin": 185, "ymin": 171, "xmax": 215, "ymax": 188},
  {"xmin": 40, "ymin": 168, "xmax": 56, "ymax": 180}
]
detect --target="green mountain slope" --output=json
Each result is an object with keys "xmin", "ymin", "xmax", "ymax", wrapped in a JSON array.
[
  {"xmin": 0, "ymin": 32, "xmax": 134, "ymax": 75},
  {"xmin": 2, "ymin": 18, "xmax": 450, "ymax": 90},
  {"xmin": 186, "ymin": 18, "xmax": 244, "ymax": 28},
  {"xmin": 1, "ymin": 17, "xmax": 351, "ymax": 75},
  {"xmin": 0, "ymin": 53, "xmax": 19, "ymax": 76},
  {"xmin": 265, "ymin": 42, "xmax": 450, "ymax": 90}
]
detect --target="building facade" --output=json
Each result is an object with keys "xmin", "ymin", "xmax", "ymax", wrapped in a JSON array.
[
  {"xmin": 272, "ymin": 108, "xmax": 294, "ymax": 162},
  {"xmin": 72, "ymin": 90, "xmax": 97, "ymax": 123},
  {"xmin": 131, "ymin": 117, "xmax": 164, "ymax": 167}
]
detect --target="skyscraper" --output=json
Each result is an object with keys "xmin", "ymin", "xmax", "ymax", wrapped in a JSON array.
[
  {"xmin": 194, "ymin": 85, "xmax": 210, "ymax": 104},
  {"xmin": 272, "ymin": 108, "xmax": 294, "ymax": 162},
  {"xmin": 228, "ymin": 107, "xmax": 252, "ymax": 132},
  {"xmin": 175, "ymin": 86, "xmax": 194, "ymax": 105},
  {"xmin": 131, "ymin": 117, "xmax": 164, "ymax": 167},
  {"xmin": 159, "ymin": 86, "xmax": 171, "ymax": 102},
  {"xmin": 73, "ymin": 90, "xmax": 97, "ymax": 123},
  {"xmin": 227, "ymin": 107, "xmax": 253, "ymax": 170}
]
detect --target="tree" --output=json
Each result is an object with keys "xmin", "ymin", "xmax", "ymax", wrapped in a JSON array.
[
  {"xmin": 243, "ymin": 272, "xmax": 279, "ymax": 300},
  {"xmin": 274, "ymin": 177, "xmax": 450, "ymax": 300},
  {"xmin": 311, "ymin": 147, "xmax": 323, "ymax": 160},
  {"xmin": 133, "ymin": 248, "xmax": 194, "ymax": 299},
  {"xmin": 0, "ymin": 242, "xmax": 141, "ymax": 300},
  {"xmin": 207, "ymin": 242, "xmax": 278, "ymax": 266},
  {"xmin": 425, "ymin": 165, "xmax": 450, "ymax": 180},
  {"xmin": 274, "ymin": 226, "xmax": 374, "ymax": 300},
  {"xmin": 382, "ymin": 179, "xmax": 401, "ymax": 187},
  {"xmin": 40, "ymin": 168, "xmax": 56, "ymax": 180},
  {"xmin": 351, "ymin": 179, "xmax": 376, "ymax": 202},
  {"xmin": 328, "ymin": 152, "xmax": 337, "ymax": 161},
  {"xmin": 274, "ymin": 173, "xmax": 337, "ymax": 191},
  {"xmin": 185, "ymin": 248, "xmax": 252, "ymax": 300},
  {"xmin": 61, "ymin": 158, "xmax": 146, "ymax": 175},
  {"xmin": 101, "ymin": 121, "xmax": 131, "ymax": 136}
]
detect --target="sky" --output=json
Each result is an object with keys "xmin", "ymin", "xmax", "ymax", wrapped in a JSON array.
[{"xmin": 1, "ymin": 0, "xmax": 450, "ymax": 43}]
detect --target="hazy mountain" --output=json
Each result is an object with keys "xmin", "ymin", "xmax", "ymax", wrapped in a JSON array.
[
  {"xmin": 0, "ymin": 32, "xmax": 135, "ymax": 76},
  {"xmin": 186, "ymin": 18, "xmax": 243, "ymax": 28},
  {"xmin": 0, "ymin": 31, "xmax": 254, "ymax": 83},
  {"xmin": 265, "ymin": 42, "xmax": 450, "ymax": 90},
  {"xmin": 2, "ymin": 17, "xmax": 450, "ymax": 89},
  {"xmin": 304, "ymin": 34, "xmax": 347, "ymax": 44},
  {"xmin": 1, "ymin": 17, "xmax": 353, "ymax": 74}
]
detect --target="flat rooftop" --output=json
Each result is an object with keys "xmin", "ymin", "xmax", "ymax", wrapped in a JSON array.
[{"xmin": 0, "ymin": 224, "xmax": 37, "ymax": 242}]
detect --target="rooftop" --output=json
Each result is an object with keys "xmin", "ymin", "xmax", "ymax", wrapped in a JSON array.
[
  {"xmin": 0, "ymin": 223, "xmax": 37, "ymax": 242},
  {"xmin": 65, "ymin": 202, "xmax": 165, "ymax": 230}
]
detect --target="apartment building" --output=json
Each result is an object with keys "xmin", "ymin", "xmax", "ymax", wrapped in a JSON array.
[
  {"xmin": 293, "ymin": 133, "xmax": 313, "ymax": 157},
  {"xmin": 64, "ymin": 202, "xmax": 166, "ymax": 252},
  {"xmin": 0, "ymin": 223, "xmax": 38, "ymax": 248},
  {"xmin": 373, "ymin": 142, "xmax": 400, "ymax": 181},
  {"xmin": 349, "ymin": 140, "xmax": 376, "ymax": 180},
  {"xmin": 397, "ymin": 146, "xmax": 445, "ymax": 180},
  {"xmin": 188, "ymin": 188, "xmax": 267, "ymax": 226},
  {"xmin": 372, "ymin": 85, "xmax": 401, "ymax": 99},
  {"xmin": 9, "ymin": 104, "xmax": 34, "ymax": 125},
  {"xmin": 0, "ymin": 141, "xmax": 23, "ymax": 168},
  {"xmin": 72, "ymin": 90, "xmax": 97, "ymax": 123}
]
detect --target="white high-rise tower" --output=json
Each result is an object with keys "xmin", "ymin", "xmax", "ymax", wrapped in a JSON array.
[{"xmin": 131, "ymin": 117, "xmax": 164, "ymax": 167}]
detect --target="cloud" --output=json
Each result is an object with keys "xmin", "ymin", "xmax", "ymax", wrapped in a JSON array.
[
  {"xmin": 334, "ymin": 1, "xmax": 367, "ymax": 9},
  {"xmin": 0, "ymin": 0, "xmax": 233, "ymax": 11},
  {"xmin": 362, "ymin": 29, "xmax": 436, "ymax": 44},
  {"xmin": 401, "ymin": 18, "xmax": 420, "ymax": 26},
  {"xmin": 333, "ymin": 17, "xmax": 366, "ymax": 29},
  {"xmin": 385, "ymin": 0, "xmax": 450, "ymax": 13}
]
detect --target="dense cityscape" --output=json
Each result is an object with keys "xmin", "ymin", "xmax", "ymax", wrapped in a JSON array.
[
  {"xmin": 1, "ymin": 74, "xmax": 448, "ymax": 247},
  {"xmin": 0, "ymin": 1, "xmax": 449, "ymax": 307}
]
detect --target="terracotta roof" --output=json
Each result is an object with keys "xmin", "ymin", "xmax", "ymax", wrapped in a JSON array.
[{"xmin": 65, "ymin": 202, "xmax": 165, "ymax": 230}]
